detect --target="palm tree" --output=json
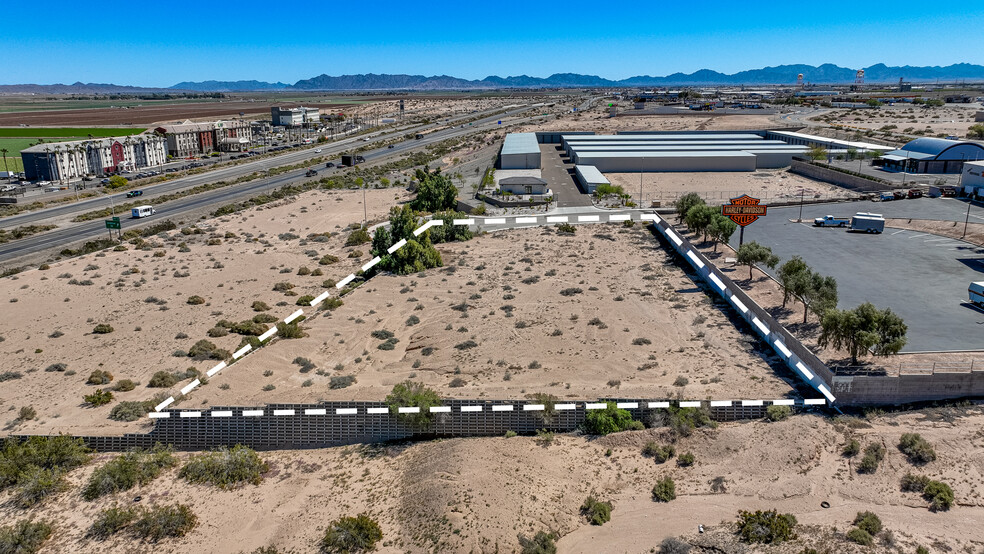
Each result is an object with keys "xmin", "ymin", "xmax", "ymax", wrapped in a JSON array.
[{"xmin": 0, "ymin": 148, "xmax": 9, "ymax": 178}]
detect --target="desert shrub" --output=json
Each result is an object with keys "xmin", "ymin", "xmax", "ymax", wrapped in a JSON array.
[
  {"xmin": 87, "ymin": 369, "xmax": 114, "ymax": 385},
  {"xmin": 853, "ymin": 511, "xmax": 882, "ymax": 535},
  {"xmin": 0, "ymin": 371, "xmax": 23, "ymax": 382},
  {"xmin": 44, "ymin": 363, "xmax": 67, "ymax": 373},
  {"xmin": 186, "ymin": 295, "xmax": 205, "ymax": 305},
  {"xmin": 580, "ymin": 496, "xmax": 612, "ymax": 525},
  {"xmin": 584, "ymin": 402, "xmax": 640, "ymax": 435},
  {"xmin": 273, "ymin": 281, "xmax": 294, "ymax": 292},
  {"xmin": 672, "ymin": 376, "xmax": 688, "ymax": 386},
  {"xmin": 658, "ymin": 537, "xmax": 691, "ymax": 554},
  {"xmin": 846, "ymin": 527, "xmax": 873, "ymax": 546},
  {"xmin": 113, "ymin": 379, "xmax": 137, "ymax": 392},
  {"xmin": 293, "ymin": 357, "xmax": 316, "ymax": 372},
  {"xmin": 276, "ymin": 321, "xmax": 306, "ymax": 339},
  {"xmin": 406, "ymin": 315, "xmax": 420, "ymax": 326},
  {"xmin": 12, "ymin": 466, "xmax": 66, "ymax": 508},
  {"xmin": 179, "ymin": 446, "xmax": 267, "ymax": 489},
  {"xmin": 898, "ymin": 433, "xmax": 937, "ymax": 465},
  {"xmin": 92, "ymin": 323, "xmax": 114, "ymax": 334},
  {"xmin": 321, "ymin": 297, "xmax": 344, "ymax": 311},
  {"xmin": 0, "ymin": 519, "xmax": 54, "ymax": 553},
  {"xmin": 923, "ymin": 480, "xmax": 954, "ymax": 511},
  {"xmin": 345, "ymin": 227, "xmax": 371, "ymax": 246},
  {"xmin": 18, "ymin": 406, "xmax": 37, "ymax": 421},
  {"xmin": 318, "ymin": 254, "xmax": 339, "ymax": 265},
  {"xmin": 330, "ymin": 376, "xmax": 356, "ymax": 389},
  {"xmin": 900, "ymin": 473, "xmax": 930, "ymax": 492},
  {"xmin": 0, "ymin": 436, "xmax": 90, "ymax": 492},
  {"xmin": 454, "ymin": 340, "xmax": 478, "ymax": 350},
  {"xmin": 88, "ymin": 505, "xmax": 138, "ymax": 539},
  {"xmin": 252, "ymin": 301, "xmax": 270, "ymax": 312},
  {"xmin": 109, "ymin": 399, "xmax": 158, "ymax": 422},
  {"xmin": 320, "ymin": 513, "xmax": 382, "ymax": 553},
  {"xmin": 297, "ymin": 266, "xmax": 311, "ymax": 276},
  {"xmin": 131, "ymin": 503, "xmax": 198, "ymax": 541},
  {"xmin": 385, "ymin": 381, "xmax": 441, "ymax": 427},
  {"xmin": 842, "ymin": 438, "xmax": 861, "ymax": 457},
  {"xmin": 207, "ymin": 326, "xmax": 229, "ymax": 338},
  {"xmin": 296, "ymin": 295, "xmax": 315, "ymax": 306},
  {"xmin": 371, "ymin": 329, "xmax": 394, "ymax": 340},
  {"xmin": 82, "ymin": 445, "xmax": 177, "ymax": 501},
  {"xmin": 253, "ymin": 313, "xmax": 278, "ymax": 324},
  {"xmin": 84, "ymin": 389, "xmax": 114, "ymax": 406},
  {"xmin": 188, "ymin": 339, "xmax": 229, "ymax": 361},
  {"xmin": 652, "ymin": 477, "xmax": 676, "ymax": 502},
  {"xmin": 559, "ymin": 287, "xmax": 582, "ymax": 296},
  {"xmin": 556, "ymin": 222, "xmax": 576, "ymax": 234},
  {"xmin": 642, "ymin": 442, "xmax": 675, "ymax": 463},
  {"xmin": 518, "ymin": 531, "xmax": 556, "ymax": 554},
  {"xmin": 377, "ymin": 337, "xmax": 399, "ymax": 350},
  {"xmin": 736, "ymin": 509, "xmax": 797, "ymax": 544},
  {"xmin": 230, "ymin": 320, "xmax": 266, "ymax": 336},
  {"xmin": 677, "ymin": 453, "xmax": 696, "ymax": 467},
  {"xmin": 858, "ymin": 443, "xmax": 886, "ymax": 474},
  {"xmin": 766, "ymin": 404, "xmax": 791, "ymax": 422},
  {"xmin": 664, "ymin": 405, "xmax": 714, "ymax": 438},
  {"xmin": 148, "ymin": 371, "xmax": 178, "ymax": 388},
  {"xmin": 916, "ymin": 547, "xmax": 929, "ymax": 554}
]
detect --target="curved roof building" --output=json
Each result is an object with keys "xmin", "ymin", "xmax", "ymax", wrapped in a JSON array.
[{"xmin": 881, "ymin": 138, "xmax": 984, "ymax": 173}]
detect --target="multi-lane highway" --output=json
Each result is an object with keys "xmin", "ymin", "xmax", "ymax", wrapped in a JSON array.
[{"xmin": 0, "ymin": 103, "xmax": 543, "ymax": 264}]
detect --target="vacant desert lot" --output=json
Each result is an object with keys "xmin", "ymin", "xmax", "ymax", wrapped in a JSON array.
[
  {"xmin": 0, "ymin": 186, "xmax": 791, "ymax": 437},
  {"xmin": 0, "ymin": 409, "xmax": 981, "ymax": 553}
]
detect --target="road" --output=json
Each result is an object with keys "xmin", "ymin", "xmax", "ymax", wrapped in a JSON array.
[{"xmin": 0, "ymin": 104, "xmax": 542, "ymax": 264}]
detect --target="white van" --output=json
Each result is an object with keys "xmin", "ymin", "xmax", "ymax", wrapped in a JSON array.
[
  {"xmin": 970, "ymin": 282, "xmax": 984, "ymax": 308},
  {"xmin": 131, "ymin": 205, "xmax": 155, "ymax": 218}
]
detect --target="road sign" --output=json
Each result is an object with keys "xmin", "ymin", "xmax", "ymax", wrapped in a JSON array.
[
  {"xmin": 110, "ymin": 216, "xmax": 120, "ymax": 223},
  {"xmin": 722, "ymin": 195, "xmax": 767, "ymax": 227},
  {"xmin": 105, "ymin": 219, "xmax": 121, "ymax": 230}
]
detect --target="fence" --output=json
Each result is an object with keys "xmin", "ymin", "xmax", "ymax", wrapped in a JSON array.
[
  {"xmin": 790, "ymin": 159, "xmax": 891, "ymax": 194},
  {"xmin": 832, "ymin": 360, "xmax": 982, "ymax": 377}
]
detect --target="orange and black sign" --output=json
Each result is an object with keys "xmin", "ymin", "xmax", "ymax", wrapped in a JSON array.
[{"xmin": 722, "ymin": 195, "xmax": 767, "ymax": 227}]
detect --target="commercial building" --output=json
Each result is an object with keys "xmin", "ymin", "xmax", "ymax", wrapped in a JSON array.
[
  {"xmin": 499, "ymin": 133, "xmax": 541, "ymax": 169},
  {"xmin": 155, "ymin": 120, "xmax": 253, "ymax": 158},
  {"xmin": 574, "ymin": 165, "xmax": 609, "ymax": 193},
  {"xmin": 962, "ymin": 160, "xmax": 984, "ymax": 198},
  {"xmin": 271, "ymin": 106, "xmax": 320, "ymax": 127},
  {"xmin": 877, "ymin": 138, "xmax": 984, "ymax": 174},
  {"xmin": 21, "ymin": 135, "xmax": 167, "ymax": 182},
  {"xmin": 498, "ymin": 176, "xmax": 549, "ymax": 195},
  {"xmin": 763, "ymin": 130, "xmax": 890, "ymax": 154},
  {"xmin": 572, "ymin": 151, "xmax": 758, "ymax": 172}
]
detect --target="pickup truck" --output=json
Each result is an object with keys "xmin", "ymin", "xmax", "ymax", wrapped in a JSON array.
[
  {"xmin": 305, "ymin": 169, "xmax": 318, "ymax": 177},
  {"xmin": 814, "ymin": 215, "xmax": 849, "ymax": 227}
]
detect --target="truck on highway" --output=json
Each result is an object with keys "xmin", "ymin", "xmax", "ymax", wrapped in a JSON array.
[
  {"xmin": 970, "ymin": 282, "xmax": 984, "ymax": 308},
  {"xmin": 813, "ymin": 215, "xmax": 849, "ymax": 227},
  {"xmin": 131, "ymin": 205, "xmax": 155, "ymax": 218},
  {"xmin": 341, "ymin": 154, "xmax": 365, "ymax": 166},
  {"xmin": 849, "ymin": 212, "xmax": 885, "ymax": 233}
]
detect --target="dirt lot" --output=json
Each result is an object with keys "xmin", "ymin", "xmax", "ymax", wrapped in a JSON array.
[
  {"xmin": 810, "ymin": 104, "xmax": 983, "ymax": 143},
  {"xmin": 1, "ymin": 408, "xmax": 981, "ymax": 553},
  {"xmin": 0, "ymin": 188, "xmax": 791, "ymax": 437}
]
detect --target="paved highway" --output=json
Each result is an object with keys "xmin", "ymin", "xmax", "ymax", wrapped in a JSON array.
[{"xmin": 0, "ymin": 103, "xmax": 542, "ymax": 264}]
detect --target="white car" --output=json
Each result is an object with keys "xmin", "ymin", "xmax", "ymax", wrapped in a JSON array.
[
  {"xmin": 0, "ymin": 185, "xmax": 16, "ymax": 192},
  {"xmin": 314, "ymin": 149, "xmax": 322, "ymax": 153}
]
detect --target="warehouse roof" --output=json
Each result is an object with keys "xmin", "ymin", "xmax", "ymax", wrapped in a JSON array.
[
  {"xmin": 895, "ymin": 137, "xmax": 984, "ymax": 160},
  {"xmin": 574, "ymin": 151, "xmax": 756, "ymax": 159},
  {"xmin": 501, "ymin": 133, "xmax": 540, "ymax": 155},
  {"xmin": 767, "ymin": 130, "xmax": 891, "ymax": 152},
  {"xmin": 563, "ymin": 133, "xmax": 763, "ymax": 141},
  {"xmin": 574, "ymin": 165, "xmax": 609, "ymax": 184}
]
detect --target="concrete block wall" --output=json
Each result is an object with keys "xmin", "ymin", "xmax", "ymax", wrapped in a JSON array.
[{"xmin": 790, "ymin": 159, "xmax": 888, "ymax": 193}]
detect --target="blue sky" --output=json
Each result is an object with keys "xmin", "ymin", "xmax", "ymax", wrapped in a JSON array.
[{"xmin": 4, "ymin": 0, "xmax": 983, "ymax": 86}]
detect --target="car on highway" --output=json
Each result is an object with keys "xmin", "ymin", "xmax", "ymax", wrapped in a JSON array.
[
  {"xmin": 126, "ymin": 190, "xmax": 143, "ymax": 198},
  {"xmin": 100, "ymin": 178, "xmax": 110, "ymax": 185},
  {"xmin": 315, "ymin": 149, "xmax": 322, "ymax": 153},
  {"xmin": 388, "ymin": 144, "xmax": 395, "ymax": 149},
  {"xmin": 325, "ymin": 162, "xmax": 335, "ymax": 168}
]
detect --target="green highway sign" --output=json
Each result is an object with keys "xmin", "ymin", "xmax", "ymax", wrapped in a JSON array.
[{"xmin": 105, "ymin": 220, "xmax": 121, "ymax": 230}]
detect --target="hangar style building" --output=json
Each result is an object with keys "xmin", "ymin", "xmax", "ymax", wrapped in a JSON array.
[
  {"xmin": 878, "ymin": 138, "xmax": 984, "ymax": 174},
  {"xmin": 499, "ymin": 133, "xmax": 541, "ymax": 169}
]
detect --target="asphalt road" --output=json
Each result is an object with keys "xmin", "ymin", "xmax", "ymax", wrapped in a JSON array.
[
  {"xmin": 733, "ymin": 199, "xmax": 984, "ymax": 352},
  {"xmin": 0, "ymin": 104, "xmax": 542, "ymax": 264}
]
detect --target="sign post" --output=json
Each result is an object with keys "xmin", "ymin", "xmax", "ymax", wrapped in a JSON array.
[
  {"xmin": 105, "ymin": 217, "xmax": 121, "ymax": 242},
  {"xmin": 721, "ymin": 195, "xmax": 768, "ymax": 248}
]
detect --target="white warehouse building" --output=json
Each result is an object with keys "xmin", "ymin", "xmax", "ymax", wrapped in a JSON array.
[{"xmin": 499, "ymin": 133, "xmax": 541, "ymax": 169}]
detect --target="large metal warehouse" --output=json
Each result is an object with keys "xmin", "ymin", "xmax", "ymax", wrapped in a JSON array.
[
  {"xmin": 878, "ymin": 137, "xmax": 984, "ymax": 174},
  {"xmin": 560, "ymin": 133, "xmax": 764, "ymax": 150},
  {"xmin": 574, "ymin": 165, "xmax": 609, "ymax": 193},
  {"xmin": 572, "ymin": 151, "xmax": 758, "ymax": 172},
  {"xmin": 499, "ymin": 133, "xmax": 541, "ymax": 169}
]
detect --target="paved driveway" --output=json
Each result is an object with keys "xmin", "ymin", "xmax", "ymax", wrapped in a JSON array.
[{"xmin": 539, "ymin": 144, "xmax": 593, "ymax": 208}]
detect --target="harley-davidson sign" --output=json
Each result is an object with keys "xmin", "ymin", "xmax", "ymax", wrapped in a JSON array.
[{"xmin": 722, "ymin": 195, "xmax": 767, "ymax": 227}]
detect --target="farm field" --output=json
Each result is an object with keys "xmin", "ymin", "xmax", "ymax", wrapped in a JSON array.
[
  {"xmin": 0, "ymin": 127, "xmax": 146, "ymax": 138},
  {"xmin": 0, "ymin": 138, "xmax": 34, "ymax": 172}
]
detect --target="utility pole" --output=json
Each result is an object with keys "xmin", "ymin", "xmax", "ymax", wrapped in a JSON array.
[{"xmin": 798, "ymin": 188, "xmax": 805, "ymax": 222}]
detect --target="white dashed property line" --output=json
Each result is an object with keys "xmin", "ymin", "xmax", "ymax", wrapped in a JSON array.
[
  {"xmin": 742, "ymin": 400, "xmax": 764, "ymax": 406},
  {"xmin": 180, "ymin": 379, "xmax": 200, "ymax": 396},
  {"xmin": 608, "ymin": 214, "xmax": 630, "ymax": 222},
  {"xmin": 795, "ymin": 362, "xmax": 815, "ymax": 380},
  {"xmin": 804, "ymin": 399, "xmax": 826, "ymax": 406},
  {"xmin": 398, "ymin": 406, "xmax": 420, "ymax": 414},
  {"xmin": 555, "ymin": 403, "xmax": 576, "ymax": 410},
  {"xmin": 710, "ymin": 400, "xmax": 732, "ymax": 407},
  {"xmin": 387, "ymin": 238, "xmax": 407, "ymax": 254},
  {"xmin": 547, "ymin": 216, "xmax": 569, "ymax": 223},
  {"xmin": 310, "ymin": 291, "xmax": 331, "ymax": 306},
  {"xmin": 616, "ymin": 402, "xmax": 639, "ymax": 409},
  {"xmin": 206, "ymin": 361, "xmax": 227, "ymax": 378},
  {"xmin": 484, "ymin": 218, "xmax": 507, "ymax": 224},
  {"xmin": 523, "ymin": 404, "xmax": 546, "ymax": 411},
  {"xmin": 452, "ymin": 218, "xmax": 474, "ymax": 225},
  {"xmin": 818, "ymin": 384, "xmax": 836, "ymax": 402},
  {"xmin": 665, "ymin": 229, "xmax": 683, "ymax": 246},
  {"xmin": 180, "ymin": 411, "xmax": 201, "ymax": 418},
  {"xmin": 304, "ymin": 408, "xmax": 327, "ymax": 416},
  {"xmin": 211, "ymin": 410, "xmax": 233, "ymax": 417},
  {"xmin": 731, "ymin": 297, "xmax": 749, "ymax": 314},
  {"xmin": 708, "ymin": 273, "xmax": 726, "ymax": 291},
  {"xmin": 461, "ymin": 405, "xmax": 482, "ymax": 412},
  {"xmin": 429, "ymin": 406, "xmax": 452, "ymax": 413},
  {"xmin": 641, "ymin": 213, "xmax": 661, "ymax": 222},
  {"xmin": 751, "ymin": 317, "xmax": 770, "ymax": 336},
  {"xmin": 155, "ymin": 397, "xmax": 175, "ymax": 411},
  {"xmin": 492, "ymin": 404, "xmax": 514, "ymax": 412},
  {"xmin": 585, "ymin": 402, "xmax": 607, "ymax": 410},
  {"xmin": 578, "ymin": 215, "xmax": 600, "ymax": 222},
  {"xmin": 336, "ymin": 408, "xmax": 358, "ymax": 415},
  {"xmin": 515, "ymin": 216, "xmax": 538, "ymax": 224},
  {"xmin": 686, "ymin": 250, "xmax": 705, "ymax": 269},
  {"xmin": 232, "ymin": 344, "xmax": 252, "ymax": 360},
  {"xmin": 243, "ymin": 409, "xmax": 264, "ymax": 417},
  {"xmin": 273, "ymin": 409, "xmax": 295, "ymax": 416},
  {"xmin": 679, "ymin": 401, "xmax": 702, "ymax": 408},
  {"xmin": 648, "ymin": 401, "xmax": 670, "ymax": 408},
  {"xmin": 412, "ymin": 220, "xmax": 443, "ymax": 237},
  {"xmin": 361, "ymin": 256, "xmax": 381, "ymax": 272},
  {"xmin": 336, "ymin": 274, "xmax": 356, "ymax": 289},
  {"xmin": 148, "ymin": 412, "xmax": 170, "ymax": 419},
  {"xmin": 367, "ymin": 407, "xmax": 389, "ymax": 415},
  {"xmin": 774, "ymin": 339, "xmax": 792, "ymax": 358},
  {"xmin": 284, "ymin": 310, "xmax": 303, "ymax": 324},
  {"xmin": 772, "ymin": 399, "xmax": 795, "ymax": 406}
]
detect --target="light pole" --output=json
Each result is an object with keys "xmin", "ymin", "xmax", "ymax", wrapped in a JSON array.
[{"xmin": 639, "ymin": 156, "xmax": 645, "ymax": 207}]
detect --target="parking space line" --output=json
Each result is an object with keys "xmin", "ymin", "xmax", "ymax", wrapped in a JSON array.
[{"xmin": 891, "ymin": 229, "xmax": 907, "ymax": 235}]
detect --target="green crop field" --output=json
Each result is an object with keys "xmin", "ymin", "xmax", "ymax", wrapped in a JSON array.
[
  {"xmin": 0, "ymin": 138, "xmax": 36, "ymax": 172},
  {"xmin": 0, "ymin": 127, "xmax": 145, "ymax": 138}
]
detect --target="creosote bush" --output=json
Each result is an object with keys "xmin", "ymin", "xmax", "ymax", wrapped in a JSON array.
[
  {"xmin": 580, "ymin": 496, "xmax": 612, "ymax": 526},
  {"xmin": 92, "ymin": 323, "xmax": 114, "ymax": 334},
  {"xmin": 518, "ymin": 531, "xmax": 556, "ymax": 554},
  {"xmin": 642, "ymin": 441, "xmax": 675, "ymax": 463},
  {"xmin": 385, "ymin": 381, "xmax": 441, "ymax": 427},
  {"xmin": 858, "ymin": 443, "xmax": 886, "ymax": 474},
  {"xmin": 736, "ymin": 509, "xmax": 797, "ymax": 544},
  {"xmin": 84, "ymin": 389, "xmax": 114, "ymax": 406},
  {"xmin": 766, "ymin": 404, "xmax": 791, "ymax": 422},
  {"xmin": 898, "ymin": 433, "xmax": 937, "ymax": 465},
  {"xmin": 186, "ymin": 295, "xmax": 205, "ymax": 305},
  {"xmin": 320, "ymin": 513, "xmax": 382, "ymax": 553},
  {"xmin": 131, "ymin": 503, "xmax": 198, "ymax": 541},
  {"xmin": 652, "ymin": 477, "xmax": 676, "ymax": 502},
  {"xmin": 87, "ymin": 369, "xmax": 114, "ymax": 385},
  {"xmin": 178, "ymin": 445, "xmax": 268, "ymax": 489},
  {"xmin": 82, "ymin": 445, "xmax": 177, "ymax": 500},
  {"xmin": 0, "ymin": 519, "xmax": 54, "ymax": 553}
]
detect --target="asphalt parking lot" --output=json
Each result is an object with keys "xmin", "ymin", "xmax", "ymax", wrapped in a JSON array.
[{"xmin": 732, "ymin": 198, "xmax": 984, "ymax": 352}]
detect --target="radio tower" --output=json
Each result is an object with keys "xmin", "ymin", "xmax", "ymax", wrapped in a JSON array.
[{"xmin": 855, "ymin": 69, "xmax": 865, "ymax": 87}]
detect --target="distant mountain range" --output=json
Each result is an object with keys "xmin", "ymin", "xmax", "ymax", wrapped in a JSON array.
[{"xmin": 3, "ymin": 64, "xmax": 984, "ymax": 94}]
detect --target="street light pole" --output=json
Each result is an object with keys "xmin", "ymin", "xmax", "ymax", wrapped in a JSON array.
[{"xmin": 640, "ymin": 156, "xmax": 644, "ymax": 207}]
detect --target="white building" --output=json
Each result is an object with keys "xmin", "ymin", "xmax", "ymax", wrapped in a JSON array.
[
  {"xmin": 271, "ymin": 106, "xmax": 320, "ymax": 126},
  {"xmin": 21, "ymin": 135, "xmax": 167, "ymax": 182},
  {"xmin": 963, "ymin": 160, "xmax": 984, "ymax": 198},
  {"xmin": 500, "ymin": 133, "xmax": 541, "ymax": 170}
]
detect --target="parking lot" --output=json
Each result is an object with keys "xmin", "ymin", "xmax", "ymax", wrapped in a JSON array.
[{"xmin": 733, "ymin": 197, "xmax": 984, "ymax": 352}]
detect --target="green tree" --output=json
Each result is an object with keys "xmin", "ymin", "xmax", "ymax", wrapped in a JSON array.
[
  {"xmin": 967, "ymin": 124, "xmax": 984, "ymax": 139},
  {"xmin": 801, "ymin": 272, "xmax": 838, "ymax": 323},
  {"xmin": 818, "ymin": 302, "xmax": 907, "ymax": 364},
  {"xmin": 736, "ymin": 241, "xmax": 779, "ymax": 280},
  {"xmin": 778, "ymin": 256, "xmax": 808, "ymax": 309},
  {"xmin": 865, "ymin": 99, "xmax": 882, "ymax": 108},
  {"xmin": 385, "ymin": 381, "xmax": 441, "ymax": 427},
  {"xmin": 706, "ymin": 214, "xmax": 737, "ymax": 251},
  {"xmin": 807, "ymin": 144, "xmax": 828, "ymax": 161},
  {"xmin": 684, "ymin": 204, "xmax": 717, "ymax": 242},
  {"xmin": 584, "ymin": 402, "xmax": 640, "ymax": 435},
  {"xmin": 107, "ymin": 175, "xmax": 128, "ymax": 189},
  {"xmin": 428, "ymin": 210, "xmax": 473, "ymax": 244},
  {"xmin": 674, "ymin": 192, "xmax": 704, "ymax": 223},
  {"xmin": 409, "ymin": 167, "xmax": 458, "ymax": 212},
  {"xmin": 320, "ymin": 513, "xmax": 383, "ymax": 553},
  {"xmin": 369, "ymin": 205, "xmax": 443, "ymax": 276},
  {"xmin": 736, "ymin": 509, "xmax": 797, "ymax": 544}
]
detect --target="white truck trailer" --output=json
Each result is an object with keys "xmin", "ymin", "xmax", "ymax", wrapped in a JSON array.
[
  {"xmin": 970, "ymin": 282, "xmax": 984, "ymax": 308},
  {"xmin": 849, "ymin": 212, "xmax": 885, "ymax": 233}
]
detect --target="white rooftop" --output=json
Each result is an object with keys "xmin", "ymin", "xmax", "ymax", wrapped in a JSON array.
[
  {"xmin": 574, "ymin": 165, "xmax": 609, "ymax": 184},
  {"xmin": 501, "ymin": 133, "xmax": 540, "ymax": 155}
]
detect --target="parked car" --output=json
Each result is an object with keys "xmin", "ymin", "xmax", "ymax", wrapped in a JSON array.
[
  {"xmin": 125, "ymin": 190, "xmax": 143, "ymax": 198},
  {"xmin": 100, "ymin": 178, "xmax": 110, "ymax": 185},
  {"xmin": 907, "ymin": 189, "xmax": 923, "ymax": 199},
  {"xmin": 814, "ymin": 215, "xmax": 849, "ymax": 227},
  {"xmin": 893, "ymin": 191, "xmax": 907, "ymax": 200},
  {"xmin": 941, "ymin": 186, "xmax": 958, "ymax": 197},
  {"xmin": 879, "ymin": 192, "xmax": 894, "ymax": 201}
]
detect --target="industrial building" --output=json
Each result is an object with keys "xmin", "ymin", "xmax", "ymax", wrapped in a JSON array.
[
  {"xmin": 499, "ymin": 176, "xmax": 549, "ymax": 195},
  {"xmin": 155, "ymin": 120, "xmax": 253, "ymax": 158},
  {"xmin": 572, "ymin": 150, "xmax": 759, "ymax": 172},
  {"xmin": 574, "ymin": 165, "xmax": 609, "ymax": 193},
  {"xmin": 499, "ymin": 132, "xmax": 541, "ymax": 169},
  {"xmin": 21, "ymin": 135, "xmax": 167, "ymax": 182},
  {"xmin": 762, "ymin": 130, "xmax": 890, "ymax": 154},
  {"xmin": 962, "ymin": 161, "xmax": 984, "ymax": 198},
  {"xmin": 271, "ymin": 106, "xmax": 321, "ymax": 127},
  {"xmin": 878, "ymin": 138, "xmax": 984, "ymax": 174}
]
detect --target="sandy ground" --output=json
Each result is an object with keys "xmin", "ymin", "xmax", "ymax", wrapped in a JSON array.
[
  {"xmin": 812, "ymin": 104, "xmax": 982, "ymax": 139},
  {"xmin": 605, "ymin": 169, "xmax": 857, "ymax": 207},
  {"xmin": 516, "ymin": 112, "xmax": 785, "ymax": 135},
  {"xmin": 1, "ymin": 408, "xmax": 982, "ymax": 553}
]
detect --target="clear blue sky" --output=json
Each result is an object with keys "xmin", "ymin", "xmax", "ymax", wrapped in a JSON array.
[{"xmin": 4, "ymin": 0, "xmax": 983, "ymax": 87}]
